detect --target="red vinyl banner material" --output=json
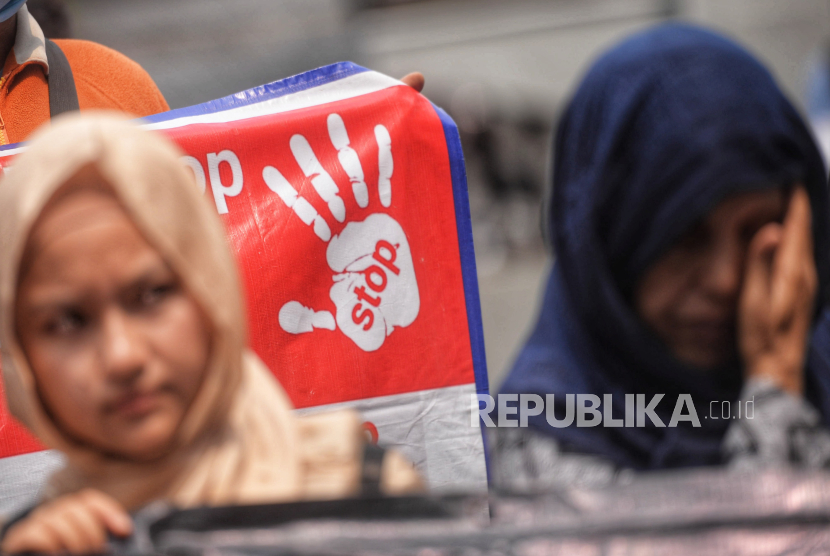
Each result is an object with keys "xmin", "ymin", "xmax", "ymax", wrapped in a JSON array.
[{"xmin": 0, "ymin": 64, "xmax": 489, "ymax": 513}]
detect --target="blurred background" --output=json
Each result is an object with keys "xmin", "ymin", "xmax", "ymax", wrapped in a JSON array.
[{"xmin": 40, "ymin": 0, "xmax": 830, "ymax": 387}]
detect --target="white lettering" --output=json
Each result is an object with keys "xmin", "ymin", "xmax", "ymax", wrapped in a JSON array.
[
  {"xmin": 603, "ymin": 393, "xmax": 623, "ymax": 427},
  {"xmin": 498, "ymin": 393, "xmax": 519, "ymax": 427},
  {"xmin": 637, "ymin": 394, "xmax": 665, "ymax": 427},
  {"xmin": 577, "ymin": 394, "xmax": 601, "ymax": 427},
  {"xmin": 545, "ymin": 394, "xmax": 575, "ymax": 428},
  {"xmin": 519, "ymin": 394, "xmax": 544, "ymax": 427},
  {"xmin": 207, "ymin": 150, "xmax": 243, "ymax": 214},
  {"xmin": 625, "ymin": 393, "xmax": 635, "ymax": 427},
  {"xmin": 471, "ymin": 394, "xmax": 495, "ymax": 427},
  {"xmin": 669, "ymin": 394, "xmax": 701, "ymax": 427}
]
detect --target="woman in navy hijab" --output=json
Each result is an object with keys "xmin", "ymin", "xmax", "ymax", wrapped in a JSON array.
[{"xmin": 493, "ymin": 22, "xmax": 830, "ymax": 487}]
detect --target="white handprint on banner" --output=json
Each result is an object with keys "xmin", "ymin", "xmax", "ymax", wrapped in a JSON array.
[{"xmin": 264, "ymin": 114, "xmax": 420, "ymax": 352}]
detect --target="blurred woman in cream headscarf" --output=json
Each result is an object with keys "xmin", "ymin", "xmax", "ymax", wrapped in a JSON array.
[{"xmin": 0, "ymin": 113, "xmax": 421, "ymax": 554}]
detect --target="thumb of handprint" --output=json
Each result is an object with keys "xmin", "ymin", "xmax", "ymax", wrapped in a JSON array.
[{"xmin": 271, "ymin": 113, "xmax": 420, "ymax": 352}]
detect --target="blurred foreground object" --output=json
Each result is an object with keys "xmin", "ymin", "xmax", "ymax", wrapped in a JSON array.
[
  {"xmin": 26, "ymin": 0, "xmax": 70, "ymax": 39},
  {"xmin": 118, "ymin": 468, "xmax": 830, "ymax": 555},
  {"xmin": 805, "ymin": 41, "xmax": 830, "ymax": 164}
]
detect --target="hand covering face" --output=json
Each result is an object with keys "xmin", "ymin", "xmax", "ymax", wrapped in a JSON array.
[{"xmin": 500, "ymin": 23, "xmax": 830, "ymax": 470}]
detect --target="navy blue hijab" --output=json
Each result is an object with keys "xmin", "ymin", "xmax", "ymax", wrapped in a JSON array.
[{"xmin": 500, "ymin": 23, "xmax": 830, "ymax": 470}]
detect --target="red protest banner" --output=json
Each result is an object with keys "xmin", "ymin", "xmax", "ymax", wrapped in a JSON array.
[{"xmin": 0, "ymin": 64, "xmax": 488, "ymax": 495}]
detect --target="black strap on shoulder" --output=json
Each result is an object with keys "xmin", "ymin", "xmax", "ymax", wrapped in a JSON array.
[
  {"xmin": 360, "ymin": 442, "xmax": 386, "ymax": 498},
  {"xmin": 44, "ymin": 39, "xmax": 79, "ymax": 118}
]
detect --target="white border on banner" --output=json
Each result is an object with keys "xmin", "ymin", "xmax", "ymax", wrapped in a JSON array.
[
  {"xmin": 0, "ymin": 71, "xmax": 402, "ymax": 162},
  {"xmin": 297, "ymin": 383, "xmax": 488, "ymax": 495},
  {"xmin": 143, "ymin": 71, "xmax": 402, "ymax": 132}
]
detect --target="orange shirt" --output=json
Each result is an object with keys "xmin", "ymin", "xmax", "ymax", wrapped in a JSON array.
[{"xmin": 0, "ymin": 5, "xmax": 168, "ymax": 145}]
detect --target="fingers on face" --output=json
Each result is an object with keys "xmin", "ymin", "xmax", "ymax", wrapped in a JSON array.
[
  {"xmin": 772, "ymin": 186, "xmax": 817, "ymax": 324},
  {"xmin": 778, "ymin": 186, "xmax": 813, "ymax": 276},
  {"xmin": 741, "ymin": 222, "xmax": 782, "ymax": 312}
]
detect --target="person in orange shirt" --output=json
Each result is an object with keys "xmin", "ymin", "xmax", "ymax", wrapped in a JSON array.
[{"xmin": 0, "ymin": 1, "xmax": 169, "ymax": 145}]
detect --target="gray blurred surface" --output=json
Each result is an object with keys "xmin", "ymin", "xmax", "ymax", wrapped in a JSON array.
[
  {"xmin": 66, "ymin": 0, "xmax": 355, "ymax": 109},
  {"xmin": 478, "ymin": 252, "xmax": 550, "ymax": 389},
  {"xmin": 0, "ymin": 450, "xmax": 64, "ymax": 521},
  {"xmin": 125, "ymin": 468, "xmax": 830, "ymax": 555},
  {"xmin": 62, "ymin": 0, "xmax": 830, "ymax": 388}
]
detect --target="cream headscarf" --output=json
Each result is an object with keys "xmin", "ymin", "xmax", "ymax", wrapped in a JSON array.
[{"xmin": 0, "ymin": 113, "xmax": 415, "ymax": 511}]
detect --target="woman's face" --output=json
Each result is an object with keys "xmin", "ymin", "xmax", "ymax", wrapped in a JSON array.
[
  {"xmin": 635, "ymin": 188, "xmax": 787, "ymax": 369},
  {"xmin": 15, "ymin": 189, "xmax": 211, "ymax": 461}
]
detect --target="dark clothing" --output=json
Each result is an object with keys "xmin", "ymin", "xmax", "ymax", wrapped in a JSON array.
[
  {"xmin": 491, "ymin": 378, "xmax": 830, "ymax": 492},
  {"xmin": 500, "ymin": 23, "xmax": 830, "ymax": 470}
]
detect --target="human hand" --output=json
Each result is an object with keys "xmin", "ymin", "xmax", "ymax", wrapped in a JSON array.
[
  {"xmin": 400, "ymin": 72, "xmax": 425, "ymax": 93},
  {"xmin": 264, "ymin": 113, "xmax": 420, "ymax": 352},
  {"xmin": 739, "ymin": 186, "xmax": 817, "ymax": 395},
  {"xmin": 1, "ymin": 489, "xmax": 133, "ymax": 555}
]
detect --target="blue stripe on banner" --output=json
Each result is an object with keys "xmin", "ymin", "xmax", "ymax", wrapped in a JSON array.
[
  {"xmin": 143, "ymin": 62, "xmax": 370, "ymax": 124},
  {"xmin": 0, "ymin": 143, "xmax": 18, "ymax": 153},
  {"xmin": 432, "ymin": 102, "xmax": 491, "ymax": 478},
  {"xmin": 431, "ymin": 103, "xmax": 490, "ymax": 398},
  {"xmin": 0, "ymin": 63, "xmax": 369, "ymax": 153}
]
